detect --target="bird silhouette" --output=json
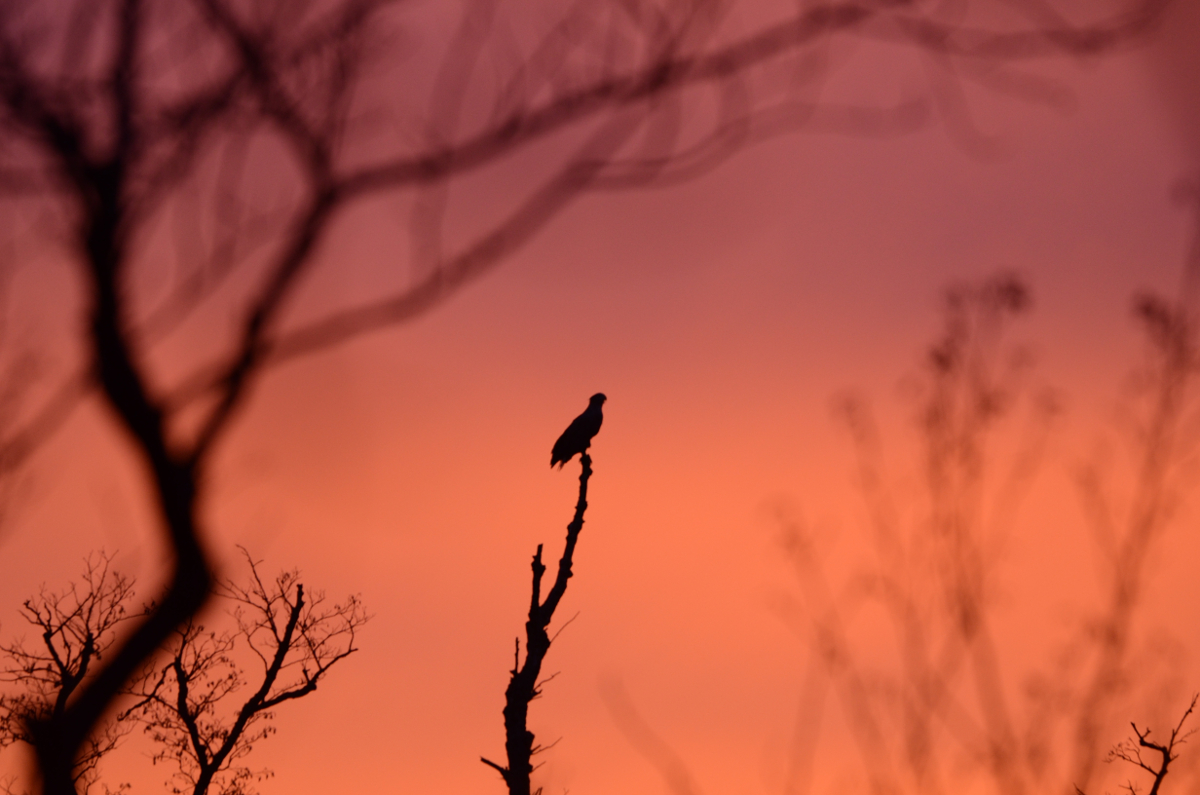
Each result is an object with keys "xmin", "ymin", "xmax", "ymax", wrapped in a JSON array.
[{"xmin": 551, "ymin": 393, "xmax": 606, "ymax": 468}]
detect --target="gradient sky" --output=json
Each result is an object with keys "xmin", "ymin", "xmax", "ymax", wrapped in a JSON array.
[{"xmin": 1, "ymin": 3, "xmax": 1199, "ymax": 795}]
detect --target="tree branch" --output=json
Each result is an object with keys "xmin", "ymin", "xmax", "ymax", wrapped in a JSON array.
[{"xmin": 485, "ymin": 452, "xmax": 593, "ymax": 795}]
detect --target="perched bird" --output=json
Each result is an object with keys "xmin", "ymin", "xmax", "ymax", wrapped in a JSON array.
[{"xmin": 551, "ymin": 393, "xmax": 606, "ymax": 468}]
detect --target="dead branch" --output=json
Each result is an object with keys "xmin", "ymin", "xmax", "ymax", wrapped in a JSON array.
[
  {"xmin": 1078, "ymin": 694, "xmax": 1200, "ymax": 795},
  {"xmin": 481, "ymin": 452, "xmax": 594, "ymax": 795}
]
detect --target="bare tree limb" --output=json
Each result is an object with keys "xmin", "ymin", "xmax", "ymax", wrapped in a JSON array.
[
  {"xmin": 482, "ymin": 452, "xmax": 594, "ymax": 795},
  {"xmin": 1076, "ymin": 694, "xmax": 1200, "ymax": 795}
]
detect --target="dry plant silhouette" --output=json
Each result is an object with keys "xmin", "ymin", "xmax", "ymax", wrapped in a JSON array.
[
  {"xmin": 774, "ymin": 197, "xmax": 1200, "ymax": 795},
  {"xmin": 1086, "ymin": 693, "xmax": 1198, "ymax": 795},
  {"xmin": 0, "ymin": 552, "xmax": 363, "ymax": 795},
  {"xmin": 0, "ymin": 553, "xmax": 136, "ymax": 795},
  {"xmin": 122, "ymin": 548, "xmax": 365, "ymax": 795},
  {"xmin": 482, "ymin": 450, "xmax": 595, "ymax": 795},
  {"xmin": 0, "ymin": 0, "xmax": 1177, "ymax": 793}
]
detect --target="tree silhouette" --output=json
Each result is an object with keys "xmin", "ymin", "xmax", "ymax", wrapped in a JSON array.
[
  {"xmin": 0, "ymin": 554, "xmax": 136, "ymax": 795},
  {"xmin": 123, "ymin": 549, "xmax": 366, "ymax": 795},
  {"xmin": 0, "ymin": 0, "xmax": 1174, "ymax": 793},
  {"xmin": 1076, "ymin": 694, "xmax": 1198, "ymax": 795},
  {"xmin": 0, "ymin": 552, "xmax": 363, "ymax": 795},
  {"xmin": 482, "ymin": 452, "xmax": 595, "ymax": 795}
]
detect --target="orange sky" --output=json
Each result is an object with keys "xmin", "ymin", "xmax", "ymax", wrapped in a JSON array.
[{"xmin": 1, "ymin": 3, "xmax": 1200, "ymax": 795}]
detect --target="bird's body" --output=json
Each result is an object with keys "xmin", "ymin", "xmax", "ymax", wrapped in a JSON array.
[{"xmin": 551, "ymin": 393, "xmax": 606, "ymax": 468}]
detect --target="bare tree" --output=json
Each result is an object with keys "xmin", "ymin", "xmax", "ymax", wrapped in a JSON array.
[
  {"xmin": 1076, "ymin": 694, "xmax": 1198, "ymax": 795},
  {"xmin": 123, "ymin": 549, "xmax": 366, "ymax": 795},
  {"xmin": 776, "ymin": 196, "xmax": 1200, "ymax": 795},
  {"xmin": 0, "ymin": 551, "xmax": 362, "ymax": 795},
  {"xmin": 0, "ymin": 554, "xmax": 136, "ymax": 795},
  {"xmin": 482, "ymin": 452, "xmax": 594, "ymax": 795},
  {"xmin": 0, "ymin": 0, "xmax": 1174, "ymax": 793}
]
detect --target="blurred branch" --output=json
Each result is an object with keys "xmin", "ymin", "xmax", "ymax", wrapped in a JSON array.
[
  {"xmin": 784, "ymin": 273, "xmax": 1048, "ymax": 795},
  {"xmin": 599, "ymin": 677, "xmax": 703, "ymax": 795},
  {"xmin": 1068, "ymin": 201, "xmax": 1200, "ymax": 791}
]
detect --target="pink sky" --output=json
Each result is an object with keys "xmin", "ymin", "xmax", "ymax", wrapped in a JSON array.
[{"xmin": 1, "ymin": 3, "xmax": 1199, "ymax": 795}]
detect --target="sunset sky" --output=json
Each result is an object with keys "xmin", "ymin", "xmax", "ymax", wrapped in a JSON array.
[{"xmin": 1, "ymin": 2, "xmax": 1199, "ymax": 795}]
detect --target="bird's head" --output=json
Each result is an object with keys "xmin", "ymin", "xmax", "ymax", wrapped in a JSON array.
[{"xmin": 590, "ymin": 393, "xmax": 607, "ymax": 405}]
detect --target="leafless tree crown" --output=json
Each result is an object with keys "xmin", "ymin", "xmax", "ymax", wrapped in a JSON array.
[{"xmin": 0, "ymin": 553, "xmax": 136, "ymax": 795}]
